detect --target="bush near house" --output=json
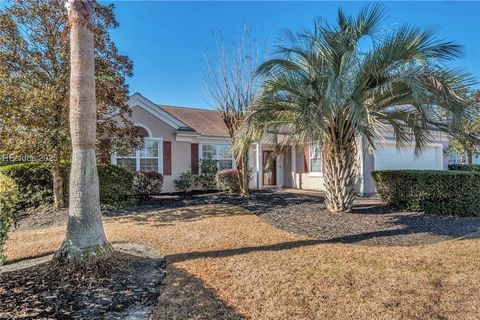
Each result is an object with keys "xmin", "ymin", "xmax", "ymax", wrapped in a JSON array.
[
  {"xmin": 133, "ymin": 171, "xmax": 164, "ymax": 200},
  {"xmin": 448, "ymin": 164, "xmax": 480, "ymax": 172},
  {"xmin": 96, "ymin": 164, "xmax": 134, "ymax": 209},
  {"xmin": 216, "ymin": 169, "xmax": 240, "ymax": 193},
  {"xmin": 372, "ymin": 170, "xmax": 480, "ymax": 216},
  {"xmin": 174, "ymin": 171, "xmax": 193, "ymax": 193},
  {"xmin": 0, "ymin": 175, "xmax": 18, "ymax": 265},
  {"xmin": 194, "ymin": 159, "xmax": 219, "ymax": 191},
  {"xmin": 0, "ymin": 163, "xmax": 57, "ymax": 211},
  {"xmin": 0, "ymin": 163, "xmax": 134, "ymax": 213}
]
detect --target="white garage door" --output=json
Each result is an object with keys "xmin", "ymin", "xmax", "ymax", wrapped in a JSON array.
[{"xmin": 374, "ymin": 143, "xmax": 442, "ymax": 170}]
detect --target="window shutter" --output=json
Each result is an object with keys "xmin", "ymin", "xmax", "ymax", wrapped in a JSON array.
[
  {"xmin": 191, "ymin": 143, "xmax": 199, "ymax": 174},
  {"xmin": 163, "ymin": 141, "xmax": 172, "ymax": 176},
  {"xmin": 304, "ymin": 145, "xmax": 309, "ymax": 173}
]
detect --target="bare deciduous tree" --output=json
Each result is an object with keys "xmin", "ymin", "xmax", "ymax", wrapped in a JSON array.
[{"xmin": 203, "ymin": 27, "xmax": 263, "ymax": 195}]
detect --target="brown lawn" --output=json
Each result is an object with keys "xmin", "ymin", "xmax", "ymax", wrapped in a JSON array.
[{"xmin": 4, "ymin": 204, "xmax": 480, "ymax": 320}]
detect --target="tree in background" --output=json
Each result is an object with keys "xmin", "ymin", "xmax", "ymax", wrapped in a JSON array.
[
  {"xmin": 448, "ymin": 90, "xmax": 480, "ymax": 164},
  {"xmin": 55, "ymin": 0, "xmax": 110, "ymax": 262},
  {"xmin": 0, "ymin": 0, "xmax": 140, "ymax": 208},
  {"xmin": 240, "ymin": 4, "xmax": 473, "ymax": 212},
  {"xmin": 203, "ymin": 27, "xmax": 262, "ymax": 196}
]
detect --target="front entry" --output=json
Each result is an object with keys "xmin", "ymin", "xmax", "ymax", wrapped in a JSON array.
[{"xmin": 262, "ymin": 150, "xmax": 276, "ymax": 186}]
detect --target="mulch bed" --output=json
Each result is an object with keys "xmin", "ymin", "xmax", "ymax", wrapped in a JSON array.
[
  {"xmin": 258, "ymin": 194, "xmax": 480, "ymax": 246},
  {"xmin": 111, "ymin": 190, "xmax": 480, "ymax": 246},
  {"xmin": 15, "ymin": 190, "xmax": 480, "ymax": 246},
  {"xmin": 0, "ymin": 247, "xmax": 164, "ymax": 319}
]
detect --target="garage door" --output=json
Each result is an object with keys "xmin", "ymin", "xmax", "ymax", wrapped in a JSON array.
[{"xmin": 374, "ymin": 143, "xmax": 442, "ymax": 170}]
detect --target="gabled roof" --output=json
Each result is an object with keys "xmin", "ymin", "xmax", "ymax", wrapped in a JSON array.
[
  {"xmin": 128, "ymin": 93, "xmax": 229, "ymax": 137},
  {"xmin": 160, "ymin": 105, "xmax": 229, "ymax": 137}
]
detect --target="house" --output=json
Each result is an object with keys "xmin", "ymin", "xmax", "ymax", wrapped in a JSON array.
[{"xmin": 112, "ymin": 93, "xmax": 450, "ymax": 194}]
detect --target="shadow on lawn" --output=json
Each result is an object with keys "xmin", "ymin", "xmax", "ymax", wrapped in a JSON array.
[
  {"xmin": 151, "ymin": 265, "xmax": 245, "ymax": 320},
  {"xmin": 116, "ymin": 204, "xmax": 252, "ymax": 227},
  {"xmin": 108, "ymin": 190, "xmax": 325, "ymax": 217},
  {"xmin": 114, "ymin": 190, "xmax": 480, "ymax": 246},
  {"xmin": 166, "ymin": 223, "xmax": 480, "ymax": 264}
]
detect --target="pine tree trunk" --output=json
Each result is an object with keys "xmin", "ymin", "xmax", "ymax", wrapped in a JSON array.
[
  {"xmin": 51, "ymin": 160, "xmax": 65, "ymax": 209},
  {"xmin": 55, "ymin": 0, "xmax": 111, "ymax": 262},
  {"xmin": 323, "ymin": 126, "xmax": 357, "ymax": 212}
]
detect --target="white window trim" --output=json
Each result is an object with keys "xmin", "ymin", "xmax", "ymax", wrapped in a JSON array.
[
  {"xmin": 199, "ymin": 143, "xmax": 235, "ymax": 171},
  {"xmin": 113, "ymin": 137, "xmax": 163, "ymax": 173},
  {"xmin": 308, "ymin": 143, "xmax": 323, "ymax": 177}
]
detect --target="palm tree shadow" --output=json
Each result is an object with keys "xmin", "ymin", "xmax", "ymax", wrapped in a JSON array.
[
  {"xmin": 107, "ymin": 190, "xmax": 325, "ymax": 218},
  {"xmin": 150, "ymin": 265, "xmax": 244, "ymax": 320}
]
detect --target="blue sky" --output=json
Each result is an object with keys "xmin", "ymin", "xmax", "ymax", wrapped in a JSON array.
[{"xmin": 105, "ymin": 1, "xmax": 480, "ymax": 109}]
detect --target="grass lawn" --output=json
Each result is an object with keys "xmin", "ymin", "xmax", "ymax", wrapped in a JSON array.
[{"xmin": 4, "ymin": 203, "xmax": 480, "ymax": 319}]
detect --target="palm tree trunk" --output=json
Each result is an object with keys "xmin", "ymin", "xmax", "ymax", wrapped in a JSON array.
[
  {"xmin": 238, "ymin": 150, "xmax": 250, "ymax": 196},
  {"xmin": 55, "ymin": 0, "xmax": 111, "ymax": 262},
  {"xmin": 323, "ymin": 124, "xmax": 357, "ymax": 212}
]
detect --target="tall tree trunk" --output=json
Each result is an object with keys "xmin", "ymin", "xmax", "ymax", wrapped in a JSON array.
[
  {"xmin": 467, "ymin": 150, "xmax": 473, "ymax": 165},
  {"xmin": 237, "ymin": 149, "xmax": 250, "ymax": 196},
  {"xmin": 51, "ymin": 160, "xmax": 65, "ymax": 209},
  {"xmin": 55, "ymin": 0, "xmax": 111, "ymax": 262},
  {"xmin": 460, "ymin": 149, "xmax": 467, "ymax": 164},
  {"xmin": 323, "ymin": 125, "xmax": 357, "ymax": 212}
]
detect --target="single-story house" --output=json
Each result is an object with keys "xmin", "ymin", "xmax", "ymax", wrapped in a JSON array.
[{"xmin": 112, "ymin": 93, "xmax": 450, "ymax": 194}]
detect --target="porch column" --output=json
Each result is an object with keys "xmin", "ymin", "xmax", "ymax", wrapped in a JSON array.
[
  {"xmin": 276, "ymin": 154, "xmax": 284, "ymax": 189},
  {"xmin": 256, "ymin": 143, "xmax": 263, "ymax": 190},
  {"xmin": 291, "ymin": 145, "xmax": 296, "ymax": 188}
]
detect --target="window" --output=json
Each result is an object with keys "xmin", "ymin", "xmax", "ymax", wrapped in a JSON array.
[
  {"xmin": 448, "ymin": 151, "xmax": 480, "ymax": 165},
  {"xmin": 448, "ymin": 152, "xmax": 462, "ymax": 165},
  {"xmin": 309, "ymin": 143, "xmax": 322, "ymax": 173},
  {"xmin": 115, "ymin": 139, "xmax": 162, "ymax": 172},
  {"xmin": 139, "ymin": 140, "xmax": 159, "ymax": 171},
  {"xmin": 200, "ymin": 144, "xmax": 233, "ymax": 170},
  {"xmin": 116, "ymin": 148, "xmax": 136, "ymax": 172}
]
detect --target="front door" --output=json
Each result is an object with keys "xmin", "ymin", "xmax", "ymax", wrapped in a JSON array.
[{"xmin": 262, "ymin": 150, "xmax": 276, "ymax": 186}]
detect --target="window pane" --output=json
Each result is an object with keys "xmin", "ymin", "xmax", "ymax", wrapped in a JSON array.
[
  {"xmin": 140, "ymin": 140, "xmax": 158, "ymax": 158},
  {"xmin": 202, "ymin": 144, "xmax": 215, "ymax": 159},
  {"xmin": 310, "ymin": 159, "xmax": 322, "ymax": 173},
  {"xmin": 310, "ymin": 143, "xmax": 322, "ymax": 173},
  {"xmin": 117, "ymin": 158, "xmax": 136, "ymax": 172},
  {"xmin": 117, "ymin": 148, "xmax": 136, "ymax": 157},
  {"xmin": 140, "ymin": 158, "xmax": 158, "ymax": 172},
  {"xmin": 218, "ymin": 145, "xmax": 230, "ymax": 158},
  {"xmin": 218, "ymin": 160, "xmax": 233, "ymax": 170}
]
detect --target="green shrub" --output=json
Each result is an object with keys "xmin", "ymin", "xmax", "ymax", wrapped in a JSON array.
[
  {"xmin": 216, "ymin": 169, "xmax": 240, "ymax": 193},
  {"xmin": 0, "ymin": 175, "xmax": 18, "ymax": 265},
  {"xmin": 448, "ymin": 164, "xmax": 480, "ymax": 172},
  {"xmin": 372, "ymin": 170, "xmax": 480, "ymax": 216},
  {"xmin": 174, "ymin": 171, "xmax": 193, "ymax": 193},
  {"xmin": 133, "ymin": 171, "xmax": 164, "ymax": 199},
  {"xmin": 0, "ymin": 163, "xmax": 55, "ymax": 211},
  {"xmin": 97, "ymin": 164, "xmax": 134, "ymax": 209},
  {"xmin": 0, "ymin": 162, "xmax": 134, "ymax": 212},
  {"xmin": 194, "ymin": 159, "xmax": 218, "ymax": 191}
]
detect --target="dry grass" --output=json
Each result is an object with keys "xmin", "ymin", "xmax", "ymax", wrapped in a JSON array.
[{"xmin": 5, "ymin": 204, "xmax": 480, "ymax": 320}]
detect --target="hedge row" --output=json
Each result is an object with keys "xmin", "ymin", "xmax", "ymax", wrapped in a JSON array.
[
  {"xmin": 448, "ymin": 164, "xmax": 480, "ymax": 172},
  {"xmin": 0, "ymin": 162, "xmax": 134, "ymax": 211},
  {"xmin": 372, "ymin": 170, "xmax": 480, "ymax": 216}
]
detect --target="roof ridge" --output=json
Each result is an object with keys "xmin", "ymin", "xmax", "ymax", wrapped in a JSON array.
[{"xmin": 159, "ymin": 104, "xmax": 217, "ymax": 112}]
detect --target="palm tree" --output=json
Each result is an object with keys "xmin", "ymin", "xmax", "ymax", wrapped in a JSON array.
[
  {"xmin": 240, "ymin": 4, "xmax": 473, "ymax": 212},
  {"xmin": 55, "ymin": 0, "xmax": 111, "ymax": 261}
]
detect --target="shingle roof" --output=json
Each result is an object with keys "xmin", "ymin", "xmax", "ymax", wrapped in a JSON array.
[{"xmin": 159, "ymin": 105, "xmax": 230, "ymax": 137}]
